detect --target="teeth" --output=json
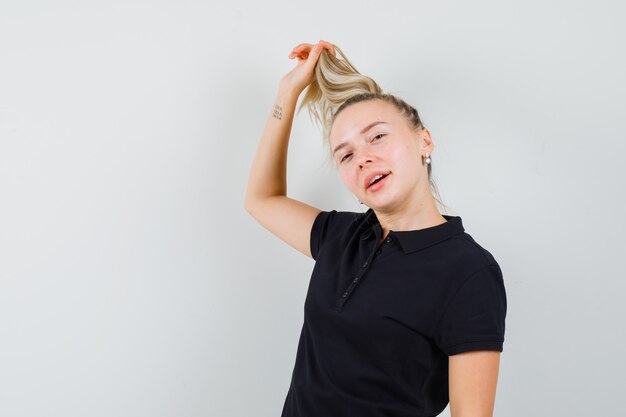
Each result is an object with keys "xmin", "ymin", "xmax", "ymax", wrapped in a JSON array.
[{"xmin": 369, "ymin": 174, "xmax": 384, "ymax": 186}]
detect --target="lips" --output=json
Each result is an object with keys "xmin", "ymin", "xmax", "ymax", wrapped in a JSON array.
[{"xmin": 364, "ymin": 171, "xmax": 391, "ymax": 189}]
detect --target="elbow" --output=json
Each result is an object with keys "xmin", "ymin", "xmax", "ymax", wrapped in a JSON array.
[
  {"xmin": 244, "ymin": 189, "xmax": 255, "ymax": 213},
  {"xmin": 244, "ymin": 199, "xmax": 253, "ymax": 214},
  {"xmin": 244, "ymin": 196, "xmax": 259, "ymax": 214}
]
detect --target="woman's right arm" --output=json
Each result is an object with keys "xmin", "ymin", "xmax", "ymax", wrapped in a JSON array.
[{"xmin": 244, "ymin": 41, "xmax": 335, "ymax": 259}]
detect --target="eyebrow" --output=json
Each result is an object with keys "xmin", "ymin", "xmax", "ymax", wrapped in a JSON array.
[{"xmin": 332, "ymin": 121, "xmax": 389, "ymax": 157}]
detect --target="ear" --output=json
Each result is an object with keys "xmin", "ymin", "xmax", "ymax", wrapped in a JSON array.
[{"xmin": 418, "ymin": 128, "xmax": 433, "ymax": 152}]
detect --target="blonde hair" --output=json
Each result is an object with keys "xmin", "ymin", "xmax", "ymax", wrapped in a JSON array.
[{"xmin": 297, "ymin": 44, "xmax": 449, "ymax": 213}]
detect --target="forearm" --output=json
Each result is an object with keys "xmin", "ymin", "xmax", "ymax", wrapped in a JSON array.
[{"xmin": 244, "ymin": 87, "xmax": 299, "ymax": 208}]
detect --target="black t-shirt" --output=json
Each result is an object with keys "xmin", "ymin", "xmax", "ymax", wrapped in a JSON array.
[{"xmin": 280, "ymin": 208, "xmax": 507, "ymax": 417}]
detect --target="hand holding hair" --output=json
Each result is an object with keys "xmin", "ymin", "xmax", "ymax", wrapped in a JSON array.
[{"xmin": 279, "ymin": 40, "xmax": 336, "ymax": 97}]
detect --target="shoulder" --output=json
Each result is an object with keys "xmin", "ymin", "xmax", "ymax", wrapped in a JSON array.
[
  {"xmin": 436, "ymin": 228, "xmax": 503, "ymax": 283},
  {"xmin": 313, "ymin": 209, "xmax": 367, "ymax": 228},
  {"xmin": 310, "ymin": 209, "xmax": 369, "ymax": 261},
  {"xmin": 454, "ymin": 231, "xmax": 498, "ymax": 265},
  {"xmin": 312, "ymin": 209, "xmax": 368, "ymax": 239}
]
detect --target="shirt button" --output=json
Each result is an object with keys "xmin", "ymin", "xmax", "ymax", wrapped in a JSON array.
[
  {"xmin": 375, "ymin": 249, "xmax": 382, "ymax": 255},
  {"xmin": 362, "ymin": 261, "xmax": 368, "ymax": 268},
  {"xmin": 385, "ymin": 237, "xmax": 392, "ymax": 243},
  {"xmin": 353, "ymin": 277, "xmax": 359, "ymax": 283},
  {"xmin": 342, "ymin": 292, "xmax": 348, "ymax": 298}
]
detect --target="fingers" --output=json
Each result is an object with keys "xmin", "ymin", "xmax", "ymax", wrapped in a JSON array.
[
  {"xmin": 292, "ymin": 43, "xmax": 313, "ymax": 52},
  {"xmin": 288, "ymin": 43, "xmax": 314, "ymax": 59},
  {"xmin": 288, "ymin": 40, "xmax": 336, "ymax": 59},
  {"xmin": 318, "ymin": 40, "xmax": 336, "ymax": 56}
]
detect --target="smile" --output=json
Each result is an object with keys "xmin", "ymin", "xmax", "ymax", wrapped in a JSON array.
[{"xmin": 366, "ymin": 173, "xmax": 390, "ymax": 192}]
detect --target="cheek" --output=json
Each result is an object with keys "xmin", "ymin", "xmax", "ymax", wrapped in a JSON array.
[
  {"xmin": 389, "ymin": 146, "xmax": 418, "ymax": 177},
  {"xmin": 347, "ymin": 172, "xmax": 358, "ymax": 187},
  {"xmin": 387, "ymin": 145, "xmax": 408, "ymax": 166},
  {"xmin": 400, "ymin": 141, "xmax": 414, "ymax": 156},
  {"xmin": 342, "ymin": 172, "xmax": 359, "ymax": 190}
]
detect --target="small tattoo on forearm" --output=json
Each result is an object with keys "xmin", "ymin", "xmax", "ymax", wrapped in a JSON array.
[{"xmin": 273, "ymin": 104, "xmax": 283, "ymax": 120}]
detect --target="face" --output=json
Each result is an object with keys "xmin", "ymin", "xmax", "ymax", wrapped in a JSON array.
[{"xmin": 329, "ymin": 100, "xmax": 433, "ymax": 210}]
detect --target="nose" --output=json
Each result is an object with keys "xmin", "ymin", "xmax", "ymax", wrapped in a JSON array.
[{"xmin": 357, "ymin": 152, "xmax": 373, "ymax": 169}]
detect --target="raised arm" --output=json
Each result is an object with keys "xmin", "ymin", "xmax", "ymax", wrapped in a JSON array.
[{"xmin": 244, "ymin": 41, "xmax": 335, "ymax": 259}]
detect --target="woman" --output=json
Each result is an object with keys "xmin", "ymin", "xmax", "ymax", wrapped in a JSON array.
[{"xmin": 244, "ymin": 40, "xmax": 507, "ymax": 417}]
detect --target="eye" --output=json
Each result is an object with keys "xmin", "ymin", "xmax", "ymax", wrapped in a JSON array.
[
  {"xmin": 340, "ymin": 153, "xmax": 352, "ymax": 163},
  {"xmin": 339, "ymin": 134, "xmax": 385, "ymax": 164}
]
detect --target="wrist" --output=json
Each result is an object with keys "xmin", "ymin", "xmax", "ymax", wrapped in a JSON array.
[{"xmin": 276, "ymin": 85, "xmax": 300, "ymax": 106}]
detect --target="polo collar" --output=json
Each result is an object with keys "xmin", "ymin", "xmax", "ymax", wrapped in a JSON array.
[{"xmin": 360, "ymin": 208, "xmax": 465, "ymax": 254}]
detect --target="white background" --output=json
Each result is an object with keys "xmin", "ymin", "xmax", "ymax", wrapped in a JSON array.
[{"xmin": 1, "ymin": 1, "xmax": 624, "ymax": 416}]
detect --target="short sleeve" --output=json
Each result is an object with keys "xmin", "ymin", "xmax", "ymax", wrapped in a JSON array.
[
  {"xmin": 310, "ymin": 210, "xmax": 337, "ymax": 261},
  {"xmin": 435, "ymin": 263, "xmax": 507, "ymax": 356}
]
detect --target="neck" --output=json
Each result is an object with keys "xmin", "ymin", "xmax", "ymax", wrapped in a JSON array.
[{"xmin": 374, "ymin": 194, "xmax": 446, "ymax": 239}]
